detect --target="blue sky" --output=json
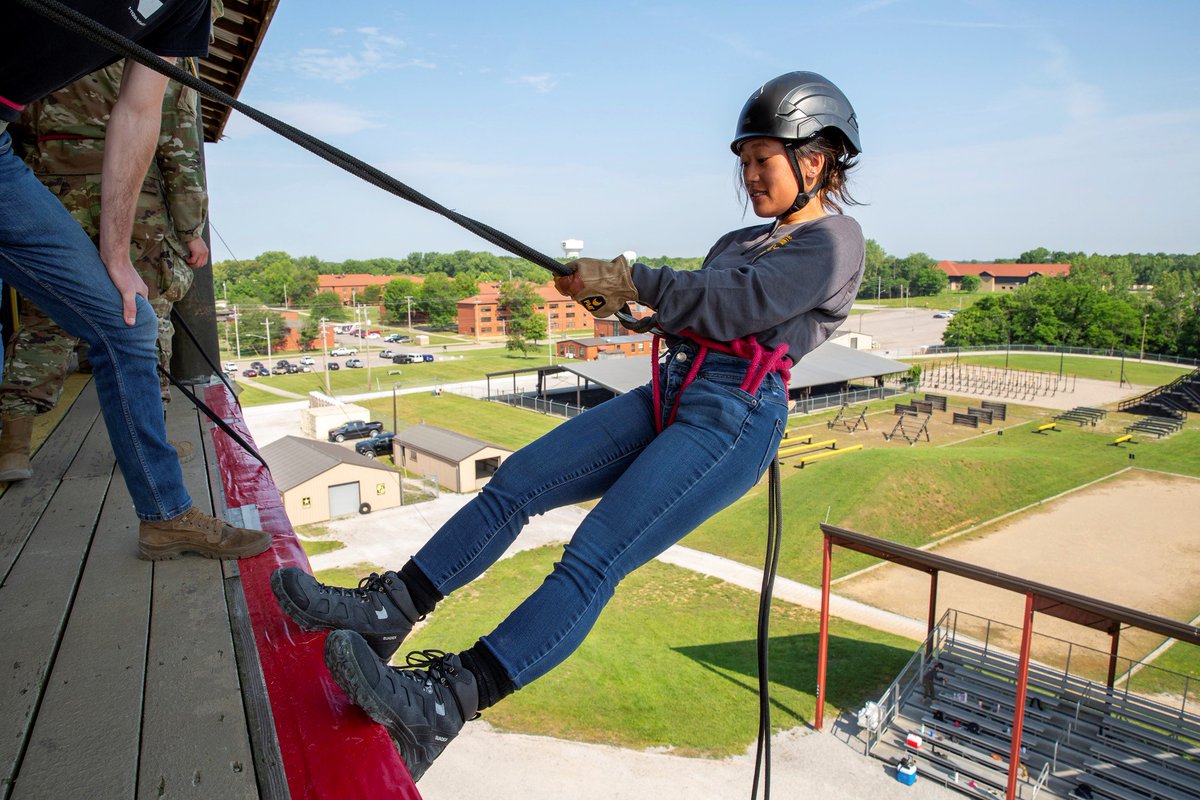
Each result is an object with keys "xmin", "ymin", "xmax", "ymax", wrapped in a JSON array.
[{"xmin": 204, "ymin": 0, "xmax": 1200, "ymax": 265}]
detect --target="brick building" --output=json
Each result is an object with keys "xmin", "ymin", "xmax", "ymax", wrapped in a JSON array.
[
  {"xmin": 934, "ymin": 261, "xmax": 1071, "ymax": 291},
  {"xmin": 317, "ymin": 273, "xmax": 424, "ymax": 305},
  {"xmin": 457, "ymin": 282, "xmax": 590, "ymax": 338},
  {"xmin": 556, "ymin": 334, "xmax": 654, "ymax": 360}
]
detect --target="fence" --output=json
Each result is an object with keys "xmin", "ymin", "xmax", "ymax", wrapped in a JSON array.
[
  {"xmin": 922, "ymin": 343, "xmax": 1200, "ymax": 368},
  {"xmin": 792, "ymin": 384, "xmax": 906, "ymax": 415},
  {"xmin": 920, "ymin": 360, "xmax": 1073, "ymax": 399},
  {"xmin": 488, "ymin": 391, "xmax": 585, "ymax": 419},
  {"xmin": 862, "ymin": 611, "xmax": 954, "ymax": 755}
]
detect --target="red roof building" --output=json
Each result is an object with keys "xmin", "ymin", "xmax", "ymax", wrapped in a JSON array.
[
  {"xmin": 457, "ymin": 282, "xmax": 591, "ymax": 338},
  {"xmin": 935, "ymin": 261, "xmax": 1071, "ymax": 291},
  {"xmin": 316, "ymin": 273, "xmax": 424, "ymax": 305}
]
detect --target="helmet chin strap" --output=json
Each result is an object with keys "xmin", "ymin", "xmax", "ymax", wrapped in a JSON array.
[{"xmin": 781, "ymin": 143, "xmax": 821, "ymax": 218}]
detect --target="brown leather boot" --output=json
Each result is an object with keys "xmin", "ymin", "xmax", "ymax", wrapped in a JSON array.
[
  {"xmin": 0, "ymin": 415, "xmax": 35, "ymax": 482},
  {"xmin": 138, "ymin": 506, "xmax": 272, "ymax": 560}
]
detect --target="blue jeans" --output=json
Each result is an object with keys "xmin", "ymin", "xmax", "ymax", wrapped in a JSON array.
[
  {"xmin": 413, "ymin": 343, "xmax": 790, "ymax": 688},
  {"xmin": 0, "ymin": 130, "xmax": 189, "ymax": 520}
]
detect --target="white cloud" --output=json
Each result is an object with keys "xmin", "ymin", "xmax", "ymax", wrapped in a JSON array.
[
  {"xmin": 514, "ymin": 74, "xmax": 557, "ymax": 93},
  {"xmin": 289, "ymin": 28, "xmax": 426, "ymax": 83},
  {"xmin": 255, "ymin": 101, "xmax": 383, "ymax": 137}
]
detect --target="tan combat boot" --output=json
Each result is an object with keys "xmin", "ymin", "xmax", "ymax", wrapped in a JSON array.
[
  {"xmin": 0, "ymin": 415, "xmax": 35, "ymax": 482},
  {"xmin": 138, "ymin": 506, "xmax": 272, "ymax": 560}
]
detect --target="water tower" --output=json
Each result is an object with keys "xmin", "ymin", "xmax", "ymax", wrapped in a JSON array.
[{"xmin": 561, "ymin": 239, "xmax": 584, "ymax": 259}]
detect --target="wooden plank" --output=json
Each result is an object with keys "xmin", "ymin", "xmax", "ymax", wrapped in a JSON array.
[
  {"xmin": 9, "ymin": 473, "xmax": 151, "ymax": 799},
  {"xmin": 0, "ymin": 383, "xmax": 102, "ymax": 582},
  {"xmin": 0, "ymin": 471, "xmax": 109, "ymax": 799},
  {"xmin": 137, "ymin": 398, "xmax": 258, "ymax": 799}
]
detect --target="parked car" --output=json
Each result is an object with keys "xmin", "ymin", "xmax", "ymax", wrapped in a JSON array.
[
  {"xmin": 327, "ymin": 362, "xmax": 340, "ymax": 371},
  {"xmin": 275, "ymin": 359, "xmax": 290, "ymax": 368},
  {"xmin": 383, "ymin": 334, "xmax": 410, "ymax": 343},
  {"xmin": 242, "ymin": 368, "xmax": 260, "ymax": 377},
  {"xmin": 250, "ymin": 361, "xmax": 266, "ymax": 371},
  {"xmin": 379, "ymin": 349, "xmax": 395, "ymax": 359},
  {"xmin": 354, "ymin": 432, "xmax": 396, "ymax": 459},
  {"xmin": 331, "ymin": 347, "xmax": 356, "ymax": 356},
  {"xmin": 933, "ymin": 311, "xmax": 952, "ymax": 319},
  {"xmin": 287, "ymin": 364, "xmax": 302, "ymax": 374},
  {"xmin": 393, "ymin": 353, "xmax": 435, "ymax": 364},
  {"xmin": 328, "ymin": 420, "xmax": 384, "ymax": 443},
  {"xmin": 223, "ymin": 361, "xmax": 237, "ymax": 372},
  {"xmin": 367, "ymin": 330, "xmax": 382, "ymax": 339},
  {"xmin": 345, "ymin": 358, "xmax": 365, "ymax": 368},
  {"xmin": 271, "ymin": 365, "xmax": 289, "ymax": 375},
  {"xmin": 299, "ymin": 365, "xmax": 314, "ymax": 373},
  {"xmin": 298, "ymin": 355, "xmax": 315, "ymax": 365}
]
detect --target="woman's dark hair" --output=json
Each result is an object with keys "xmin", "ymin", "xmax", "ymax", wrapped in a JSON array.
[{"xmin": 793, "ymin": 130, "xmax": 861, "ymax": 214}]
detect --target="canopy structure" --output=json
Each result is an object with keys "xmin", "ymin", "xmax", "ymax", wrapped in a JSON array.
[{"xmin": 199, "ymin": 0, "xmax": 281, "ymax": 143}]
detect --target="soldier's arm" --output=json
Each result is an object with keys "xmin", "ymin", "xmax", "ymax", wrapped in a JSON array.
[
  {"xmin": 156, "ymin": 63, "xmax": 208, "ymax": 261},
  {"xmin": 102, "ymin": 60, "xmax": 172, "ymax": 324}
]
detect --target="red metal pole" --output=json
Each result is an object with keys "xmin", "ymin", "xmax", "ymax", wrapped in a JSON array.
[
  {"xmin": 1006, "ymin": 593, "xmax": 1036, "ymax": 800},
  {"xmin": 926, "ymin": 570, "xmax": 939, "ymax": 660},
  {"xmin": 1107, "ymin": 626, "xmax": 1121, "ymax": 689},
  {"xmin": 815, "ymin": 533, "xmax": 833, "ymax": 730}
]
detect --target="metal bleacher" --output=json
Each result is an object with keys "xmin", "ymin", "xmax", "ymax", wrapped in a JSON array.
[{"xmin": 867, "ymin": 613, "xmax": 1200, "ymax": 800}]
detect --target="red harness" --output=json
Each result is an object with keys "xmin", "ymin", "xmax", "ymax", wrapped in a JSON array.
[{"xmin": 651, "ymin": 330, "xmax": 792, "ymax": 433}]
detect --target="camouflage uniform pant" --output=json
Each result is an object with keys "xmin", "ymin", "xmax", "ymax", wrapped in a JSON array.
[{"xmin": 0, "ymin": 173, "xmax": 193, "ymax": 416}]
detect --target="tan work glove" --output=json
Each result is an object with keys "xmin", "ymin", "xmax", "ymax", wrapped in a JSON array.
[{"xmin": 558, "ymin": 255, "xmax": 638, "ymax": 318}]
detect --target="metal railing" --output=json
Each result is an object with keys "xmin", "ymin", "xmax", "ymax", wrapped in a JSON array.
[
  {"xmin": 922, "ymin": 343, "xmax": 1200, "ymax": 368},
  {"xmin": 792, "ymin": 384, "xmax": 905, "ymax": 415},
  {"xmin": 488, "ymin": 392, "xmax": 584, "ymax": 419}
]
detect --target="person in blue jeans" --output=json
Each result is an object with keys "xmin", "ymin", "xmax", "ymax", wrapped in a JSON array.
[
  {"xmin": 271, "ymin": 71, "xmax": 866, "ymax": 782},
  {"xmin": 0, "ymin": 1, "xmax": 269, "ymax": 560}
]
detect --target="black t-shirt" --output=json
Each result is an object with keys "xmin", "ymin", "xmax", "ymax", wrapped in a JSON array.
[{"xmin": 0, "ymin": 0, "xmax": 210, "ymax": 122}]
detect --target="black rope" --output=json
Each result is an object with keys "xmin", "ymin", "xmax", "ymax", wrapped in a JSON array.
[
  {"xmin": 169, "ymin": 306, "xmax": 238, "ymax": 400},
  {"xmin": 752, "ymin": 458, "xmax": 782, "ymax": 800},
  {"xmin": 157, "ymin": 361, "xmax": 267, "ymax": 470}
]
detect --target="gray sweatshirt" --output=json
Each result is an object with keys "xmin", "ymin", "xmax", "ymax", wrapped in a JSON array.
[{"xmin": 631, "ymin": 214, "xmax": 866, "ymax": 362}]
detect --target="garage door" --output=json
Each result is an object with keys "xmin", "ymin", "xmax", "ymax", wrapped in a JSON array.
[{"xmin": 328, "ymin": 481, "xmax": 361, "ymax": 518}]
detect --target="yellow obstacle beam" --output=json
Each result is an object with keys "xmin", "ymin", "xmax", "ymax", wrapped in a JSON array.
[
  {"xmin": 1111, "ymin": 434, "xmax": 1134, "ymax": 446},
  {"xmin": 779, "ymin": 433, "xmax": 813, "ymax": 447},
  {"xmin": 778, "ymin": 439, "xmax": 836, "ymax": 458},
  {"xmin": 795, "ymin": 444, "xmax": 863, "ymax": 468},
  {"xmin": 1033, "ymin": 422, "xmax": 1058, "ymax": 434}
]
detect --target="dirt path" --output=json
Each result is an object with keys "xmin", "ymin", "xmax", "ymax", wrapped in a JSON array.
[{"xmin": 837, "ymin": 470, "xmax": 1200, "ymax": 663}]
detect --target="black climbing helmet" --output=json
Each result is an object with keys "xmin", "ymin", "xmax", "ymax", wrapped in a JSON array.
[{"xmin": 730, "ymin": 71, "xmax": 861, "ymax": 156}]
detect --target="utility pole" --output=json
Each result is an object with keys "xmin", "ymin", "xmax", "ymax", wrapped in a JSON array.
[
  {"xmin": 264, "ymin": 317, "xmax": 272, "ymax": 365},
  {"xmin": 321, "ymin": 317, "xmax": 331, "ymax": 395},
  {"xmin": 405, "ymin": 295, "xmax": 414, "ymax": 331},
  {"xmin": 1140, "ymin": 313, "xmax": 1149, "ymax": 361},
  {"xmin": 233, "ymin": 303, "xmax": 241, "ymax": 359}
]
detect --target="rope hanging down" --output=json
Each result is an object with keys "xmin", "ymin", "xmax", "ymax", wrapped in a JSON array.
[{"xmin": 17, "ymin": 0, "xmax": 653, "ymax": 332}]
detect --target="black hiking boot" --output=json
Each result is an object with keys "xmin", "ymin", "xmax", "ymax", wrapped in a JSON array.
[
  {"xmin": 270, "ymin": 567, "xmax": 419, "ymax": 659},
  {"xmin": 324, "ymin": 630, "xmax": 479, "ymax": 782}
]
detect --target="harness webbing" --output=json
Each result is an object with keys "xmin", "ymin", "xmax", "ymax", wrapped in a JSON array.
[{"xmin": 651, "ymin": 330, "xmax": 791, "ymax": 432}]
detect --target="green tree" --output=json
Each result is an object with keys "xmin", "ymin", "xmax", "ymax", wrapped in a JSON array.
[
  {"xmin": 309, "ymin": 290, "xmax": 349, "ymax": 322},
  {"xmin": 959, "ymin": 274, "xmax": 981, "ymax": 292},
  {"xmin": 910, "ymin": 266, "xmax": 948, "ymax": 297},
  {"xmin": 417, "ymin": 272, "xmax": 461, "ymax": 326},
  {"xmin": 382, "ymin": 278, "xmax": 422, "ymax": 324},
  {"xmin": 236, "ymin": 307, "xmax": 289, "ymax": 355},
  {"xmin": 499, "ymin": 281, "xmax": 546, "ymax": 355},
  {"xmin": 361, "ymin": 284, "xmax": 383, "ymax": 303},
  {"xmin": 859, "ymin": 239, "xmax": 892, "ymax": 300}
]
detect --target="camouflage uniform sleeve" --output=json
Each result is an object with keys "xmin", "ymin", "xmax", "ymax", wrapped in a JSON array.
[{"xmin": 155, "ymin": 59, "xmax": 208, "ymax": 242}]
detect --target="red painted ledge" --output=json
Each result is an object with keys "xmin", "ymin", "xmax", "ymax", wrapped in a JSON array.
[{"xmin": 205, "ymin": 383, "xmax": 421, "ymax": 800}]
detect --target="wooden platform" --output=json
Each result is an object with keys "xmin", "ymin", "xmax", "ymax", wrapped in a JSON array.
[{"xmin": 0, "ymin": 382, "xmax": 280, "ymax": 800}]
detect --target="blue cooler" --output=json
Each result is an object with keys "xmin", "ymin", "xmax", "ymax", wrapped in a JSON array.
[{"xmin": 897, "ymin": 763, "xmax": 917, "ymax": 785}]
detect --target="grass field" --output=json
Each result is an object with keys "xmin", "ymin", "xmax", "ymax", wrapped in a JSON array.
[
  {"xmin": 323, "ymin": 548, "xmax": 920, "ymax": 756},
  {"xmin": 861, "ymin": 292, "xmax": 988, "ymax": 311},
  {"xmin": 354, "ymin": 390, "xmax": 563, "ymax": 452}
]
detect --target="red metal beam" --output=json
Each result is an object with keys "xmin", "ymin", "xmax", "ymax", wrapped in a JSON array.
[
  {"xmin": 926, "ymin": 570, "xmax": 939, "ymax": 660},
  {"xmin": 1107, "ymin": 626, "xmax": 1122, "ymax": 689},
  {"xmin": 815, "ymin": 532, "xmax": 833, "ymax": 730},
  {"xmin": 205, "ymin": 384, "xmax": 421, "ymax": 799},
  {"xmin": 1005, "ymin": 593, "xmax": 1036, "ymax": 800}
]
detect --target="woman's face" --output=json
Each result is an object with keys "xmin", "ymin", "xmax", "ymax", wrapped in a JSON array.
[{"xmin": 739, "ymin": 138, "xmax": 800, "ymax": 219}]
